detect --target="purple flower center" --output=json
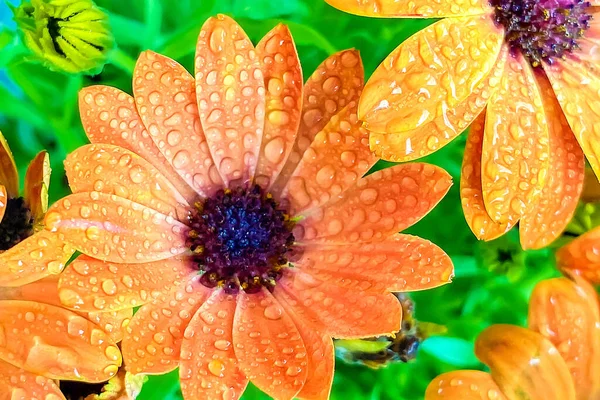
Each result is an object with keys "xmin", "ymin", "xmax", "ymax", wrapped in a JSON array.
[
  {"xmin": 490, "ymin": 0, "xmax": 593, "ymax": 66},
  {"xmin": 187, "ymin": 185, "xmax": 296, "ymax": 294},
  {"xmin": 0, "ymin": 197, "xmax": 33, "ymax": 251}
]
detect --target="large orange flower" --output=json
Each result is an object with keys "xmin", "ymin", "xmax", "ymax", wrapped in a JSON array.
[
  {"xmin": 44, "ymin": 15, "xmax": 455, "ymax": 400},
  {"xmin": 425, "ymin": 276, "xmax": 600, "ymax": 400},
  {"xmin": 0, "ymin": 132, "xmax": 74, "ymax": 285},
  {"xmin": 0, "ymin": 275, "xmax": 126, "ymax": 399},
  {"xmin": 326, "ymin": 0, "xmax": 600, "ymax": 249}
]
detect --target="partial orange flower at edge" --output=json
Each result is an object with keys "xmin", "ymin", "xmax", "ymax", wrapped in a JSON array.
[
  {"xmin": 326, "ymin": 0, "xmax": 600, "ymax": 249},
  {"xmin": 45, "ymin": 15, "xmax": 456, "ymax": 400}
]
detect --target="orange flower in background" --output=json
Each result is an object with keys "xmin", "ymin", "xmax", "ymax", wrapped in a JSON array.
[
  {"xmin": 45, "ymin": 15, "xmax": 455, "ymax": 400},
  {"xmin": 0, "ymin": 276, "xmax": 126, "ymax": 399},
  {"xmin": 557, "ymin": 222, "xmax": 600, "ymax": 284},
  {"xmin": 0, "ymin": 132, "xmax": 75, "ymax": 285},
  {"xmin": 326, "ymin": 0, "xmax": 600, "ymax": 249},
  {"xmin": 425, "ymin": 276, "xmax": 600, "ymax": 400}
]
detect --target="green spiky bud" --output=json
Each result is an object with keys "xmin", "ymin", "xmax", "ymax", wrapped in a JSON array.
[{"xmin": 13, "ymin": 0, "xmax": 114, "ymax": 74}]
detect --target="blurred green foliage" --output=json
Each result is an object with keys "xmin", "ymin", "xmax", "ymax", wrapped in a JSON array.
[{"xmin": 0, "ymin": 0, "xmax": 565, "ymax": 399}]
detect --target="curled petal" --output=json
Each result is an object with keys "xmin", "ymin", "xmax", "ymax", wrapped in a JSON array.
[
  {"xmin": 519, "ymin": 73, "xmax": 585, "ymax": 249},
  {"xmin": 543, "ymin": 56, "xmax": 600, "ymax": 180},
  {"xmin": 23, "ymin": 151, "xmax": 50, "ymax": 223},
  {"xmin": 0, "ymin": 359, "xmax": 65, "ymax": 400},
  {"xmin": 123, "ymin": 277, "xmax": 210, "ymax": 375},
  {"xmin": 528, "ymin": 277, "xmax": 600, "ymax": 399},
  {"xmin": 272, "ymin": 49, "xmax": 364, "ymax": 193},
  {"xmin": 556, "ymin": 225, "xmax": 600, "ymax": 284},
  {"xmin": 195, "ymin": 14, "xmax": 265, "ymax": 186},
  {"xmin": 461, "ymin": 110, "xmax": 513, "ymax": 240},
  {"xmin": 277, "ymin": 269, "xmax": 402, "ymax": 339},
  {"xmin": 282, "ymin": 102, "xmax": 377, "ymax": 215},
  {"xmin": 65, "ymin": 144, "xmax": 190, "ymax": 218},
  {"xmin": 482, "ymin": 51, "xmax": 550, "ymax": 224},
  {"xmin": 0, "ymin": 300, "xmax": 121, "ymax": 382},
  {"xmin": 326, "ymin": 0, "xmax": 493, "ymax": 17},
  {"xmin": 180, "ymin": 289, "xmax": 247, "ymax": 400},
  {"xmin": 298, "ymin": 234, "xmax": 453, "ymax": 292},
  {"xmin": 58, "ymin": 255, "xmax": 193, "ymax": 312},
  {"xmin": 255, "ymin": 24, "xmax": 303, "ymax": 189},
  {"xmin": 45, "ymin": 192, "xmax": 189, "ymax": 263},
  {"xmin": 79, "ymin": 86, "xmax": 196, "ymax": 201},
  {"xmin": 234, "ymin": 288, "xmax": 308, "ymax": 400},
  {"xmin": 475, "ymin": 324, "xmax": 576, "ymax": 400},
  {"xmin": 359, "ymin": 15, "xmax": 504, "ymax": 135},
  {"xmin": 87, "ymin": 308, "xmax": 133, "ymax": 343},
  {"xmin": 370, "ymin": 36, "xmax": 508, "ymax": 163},
  {"xmin": 133, "ymin": 51, "xmax": 223, "ymax": 196},
  {"xmin": 0, "ymin": 130, "xmax": 18, "ymax": 198},
  {"xmin": 0, "ymin": 231, "xmax": 75, "ymax": 287},
  {"xmin": 425, "ymin": 370, "xmax": 507, "ymax": 400},
  {"xmin": 298, "ymin": 163, "xmax": 451, "ymax": 243}
]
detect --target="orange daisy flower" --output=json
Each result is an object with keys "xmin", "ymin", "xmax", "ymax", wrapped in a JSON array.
[
  {"xmin": 45, "ymin": 15, "xmax": 455, "ymax": 400},
  {"xmin": 557, "ymin": 222, "xmax": 600, "ymax": 283},
  {"xmin": 0, "ymin": 275, "xmax": 126, "ymax": 399},
  {"xmin": 326, "ymin": 0, "xmax": 600, "ymax": 249},
  {"xmin": 0, "ymin": 131, "xmax": 75, "ymax": 285},
  {"xmin": 426, "ymin": 275, "xmax": 600, "ymax": 400}
]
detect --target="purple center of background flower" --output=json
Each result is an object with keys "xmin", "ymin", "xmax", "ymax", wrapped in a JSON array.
[
  {"xmin": 0, "ymin": 197, "xmax": 33, "ymax": 251},
  {"xmin": 187, "ymin": 185, "xmax": 296, "ymax": 294},
  {"xmin": 490, "ymin": 0, "xmax": 592, "ymax": 66}
]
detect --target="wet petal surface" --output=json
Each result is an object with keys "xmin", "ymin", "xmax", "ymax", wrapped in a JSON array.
[
  {"xmin": 133, "ymin": 51, "xmax": 223, "ymax": 196},
  {"xmin": 326, "ymin": 0, "xmax": 493, "ymax": 18},
  {"xmin": 23, "ymin": 151, "xmax": 50, "ymax": 223},
  {"xmin": 254, "ymin": 24, "xmax": 303, "ymax": 189},
  {"xmin": 195, "ymin": 14, "xmax": 265, "ymax": 186},
  {"xmin": 425, "ymin": 370, "xmax": 507, "ymax": 400},
  {"xmin": 556, "ymin": 225, "xmax": 600, "ymax": 284},
  {"xmin": 0, "ymin": 359, "xmax": 65, "ymax": 400},
  {"xmin": 45, "ymin": 192, "xmax": 189, "ymax": 263}
]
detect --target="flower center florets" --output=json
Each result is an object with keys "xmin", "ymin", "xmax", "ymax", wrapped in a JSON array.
[
  {"xmin": 187, "ymin": 185, "xmax": 296, "ymax": 294},
  {"xmin": 0, "ymin": 197, "xmax": 34, "ymax": 251},
  {"xmin": 490, "ymin": 0, "xmax": 592, "ymax": 66}
]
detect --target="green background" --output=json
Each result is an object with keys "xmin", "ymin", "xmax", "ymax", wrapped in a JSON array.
[{"xmin": 0, "ymin": 0, "xmax": 568, "ymax": 398}]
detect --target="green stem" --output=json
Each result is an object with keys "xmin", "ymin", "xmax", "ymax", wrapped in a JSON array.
[{"xmin": 108, "ymin": 47, "xmax": 135, "ymax": 76}]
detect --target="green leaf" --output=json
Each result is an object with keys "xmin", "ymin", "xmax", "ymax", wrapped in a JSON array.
[{"xmin": 420, "ymin": 337, "xmax": 480, "ymax": 368}]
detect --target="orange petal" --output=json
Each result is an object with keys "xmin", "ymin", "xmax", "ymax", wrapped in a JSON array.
[
  {"xmin": 519, "ymin": 73, "xmax": 585, "ymax": 249},
  {"xmin": 298, "ymin": 163, "xmax": 451, "ymax": 243},
  {"xmin": 58, "ymin": 255, "xmax": 193, "ymax": 312},
  {"xmin": 281, "ymin": 102, "xmax": 377, "ymax": 216},
  {"xmin": 326, "ymin": 0, "xmax": 493, "ymax": 17},
  {"xmin": 272, "ymin": 49, "xmax": 364, "ymax": 193},
  {"xmin": 195, "ymin": 15, "xmax": 265, "ymax": 186},
  {"xmin": 425, "ymin": 370, "xmax": 507, "ymax": 400},
  {"xmin": 122, "ymin": 276, "xmax": 210, "ymax": 374},
  {"xmin": 254, "ymin": 24, "xmax": 303, "ymax": 189},
  {"xmin": 0, "ymin": 275, "xmax": 62, "ymax": 306},
  {"xmin": 234, "ymin": 288, "xmax": 308, "ymax": 399},
  {"xmin": 556, "ymin": 225, "xmax": 600, "ymax": 284},
  {"xmin": 461, "ymin": 110, "xmax": 513, "ymax": 240},
  {"xmin": 482, "ymin": 51, "xmax": 550, "ymax": 224},
  {"xmin": 133, "ymin": 51, "xmax": 223, "ymax": 196},
  {"xmin": 0, "ymin": 359, "xmax": 65, "ymax": 400},
  {"xmin": 528, "ymin": 277, "xmax": 600, "ymax": 400},
  {"xmin": 475, "ymin": 324, "xmax": 576, "ymax": 400},
  {"xmin": 0, "ymin": 130, "xmax": 18, "ymax": 198},
  {"xmin": 45, "ymin": 192, "xmax": 189, "ymax": 263},
  {"xmin": 88, "ymin": 308, "xmax": 133, "ymax": 343},
  {"xmin": 298, "ymin": 234, "xmax": 453, "ymax": 292},
  {"xmin": 0, "ymin": 300, "xmax": 121, "ymax": 382},
  {"xmin": 369, "ymin": 45, "xmax": 508, "ymax": 162},
  {"xmin": 180, "ymin": 289, "xmax": 247, "ymax": 400},
  {"xmin": 23, "ymin": 151, "xmax": 50, "ymax": 223},
  {"xmin": 0, "ymin": 230, "xmax": 74, "ymax": 287},
  {"xmin": 0, "ymin": 185, "xmax": 6, "ymax": 223},
  {"xmin": 277, "ymin": 269, "xmax": 402, "ymax": 339},
  {"xmin": 582, "ymin": 167, "xmax": 600, "ymax": 203},
  {"xmin": 65, "ymin": 143, "xmax": 190, "ymax": 218},
  {"xmin": 359, "ymin": 15, "xmax": 504, "ymax": 135},
  {"xmin": 79, "ymin": 86, "xmax": 196, "ymax": 202},
  {"xmin": 543, "ymin": 56, "xmax": 600, "ymax": 180},
  {"xmin": 279, "ymin": 299, "xmax": 334, "ymax": 400}
]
